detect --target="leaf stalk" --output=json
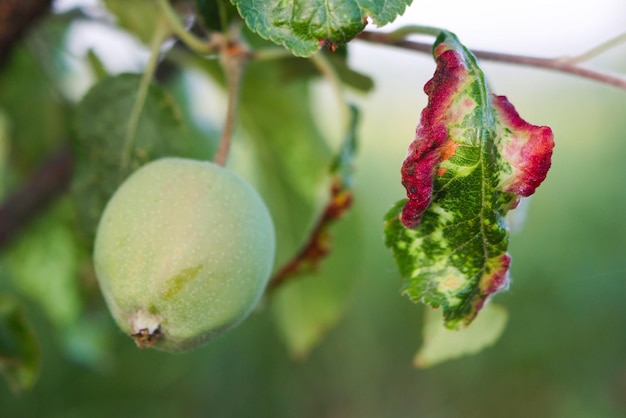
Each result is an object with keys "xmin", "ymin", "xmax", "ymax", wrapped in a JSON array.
[
  {"xmin": 213, "ymin": 31, "xmax": 248, "ymax": 166},
  {"xmin": 310, "ymin": 53, "xmax": 351, "ymax": 135},
  {"xmin": 119, "ymin": 17, "xmax": 170, "ymax": 175},
  {"xmin": 157, "ymin": 0, "xmax": 218, "ymax": 55}
]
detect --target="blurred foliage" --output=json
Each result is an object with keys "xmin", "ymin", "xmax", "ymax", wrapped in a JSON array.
[
  {"xmin": 0, "ymin": 1, "xmax": 625, "ymax": 417},
  {"xmin": 0, "ymin": 295, "xmax": 40, "ymax": 395},
  {"xmin": 103, "ymin": 0, "xmax": 161, "ymax": 45},
  {"xmin": 4, "ymin": 199, "xmax": 82, "ymax": 329}
]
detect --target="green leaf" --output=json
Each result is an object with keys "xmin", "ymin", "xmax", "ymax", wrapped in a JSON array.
[
  {"xmin": 415, "ymin": 303, "xmax": 508, "ymax": 368},
  {"xmin": 0, "ymin": 45, "xmax": 67, "ymax": 173},
  {"xmin": 104, "ymin": 0, "xmax": 161, "ymax": 44},
  {"xmin": 4, "ymin": 200, "xmax": 82, "ymax": 328},
  {"xmin": 86, "ymin": 49, "xmax": 109, "ymax": 81},
  {"xmin": 231, "ymin": 0, "xmax": 413, "ymax": 57},
  {"xmin": 72, "ymin": 73, "xmax": 197, "ymax": 243},
  {"xmin": 0, "ymin": 295, "xmax": 40, "ymax": 395},
  {"xmin": 384, "ymin": 31, "xmax": 554, "ymax": 329}
]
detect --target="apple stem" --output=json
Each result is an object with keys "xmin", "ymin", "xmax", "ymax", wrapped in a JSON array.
[
  {"xmin": 214, "ymin": 32, "xmax": 247, "ymax": 166},
  {"xmin": 119, "ymin": 17, "xmax": 171, "ymax": 176}
]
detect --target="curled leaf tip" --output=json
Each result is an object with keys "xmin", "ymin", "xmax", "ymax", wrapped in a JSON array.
[{"xmin": 493, "ymin": 95, "xmax": 555, "ymax": 199}]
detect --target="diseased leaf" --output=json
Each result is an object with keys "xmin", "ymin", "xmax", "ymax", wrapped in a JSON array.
[
  {"xmin": 384, "ymin": 31, "xmax": 554, "ymax": 329},
  {"xmin": 72, "ymin": 74, "xmax": 196, "ymax": 243},
  {"xmin": 0, "ymin": 295, "xmax": 40, "ymax": 395},
  {"xmin": 231, "ymin": 0, "xmax": 413, "ymax": 56},
  {"xmin": 415, "ymin": 303, "xmax": 508, "ymax": 368}
]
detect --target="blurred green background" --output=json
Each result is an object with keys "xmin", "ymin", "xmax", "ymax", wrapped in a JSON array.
[{"xmin": 2, "ymin": 1, "xmax": 626, "ymax": 417}]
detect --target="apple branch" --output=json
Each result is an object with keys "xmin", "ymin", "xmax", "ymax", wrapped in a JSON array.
[
  {"xmin": 0, "ymin": 146, "xmax": 73, "ymax": 250},
  {"xmin": 357, "ymin": 31, "xmax": 626, "ymax": 91}
]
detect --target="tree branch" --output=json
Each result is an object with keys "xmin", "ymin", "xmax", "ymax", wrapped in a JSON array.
[
  {"xmin": 356, "ymin": 31, "xmax": 626, "ymax": 91},
  {"xmin": 0, "ymin": 145, "xmax": 73, "ymax": 250}
]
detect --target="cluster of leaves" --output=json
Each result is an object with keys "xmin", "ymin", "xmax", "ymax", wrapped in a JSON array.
[{"xmin": 0, "ymin": 0, "xmax": 556, "ymax": 393}]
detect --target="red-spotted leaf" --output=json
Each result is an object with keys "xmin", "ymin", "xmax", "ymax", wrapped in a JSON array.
[{"xmin": 384, "ymin": 31, "xmax": 554, "ymax": 329}]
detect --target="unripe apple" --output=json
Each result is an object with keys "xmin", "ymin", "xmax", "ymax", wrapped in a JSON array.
[{"xmin": 93, "ymin": 158, "xmax": 275, "ymax": 352}]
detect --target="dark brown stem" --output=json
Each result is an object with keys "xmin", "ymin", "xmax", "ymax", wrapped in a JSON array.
[
  {"xmin": 356, "ymin": 31, "xmax": 626, "ymax": 90},
  {"xmin": 0, "ymin": 145, "xmax": 73, "ymax": 250},
  {"xmin": 0, "ymin": 0, "xmax": 52, "ymax": 68}
]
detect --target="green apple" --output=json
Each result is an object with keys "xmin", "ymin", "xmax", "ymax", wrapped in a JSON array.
[{"xmin": 93, "ymin": 158, "xmax": 275, "ymax": 352}]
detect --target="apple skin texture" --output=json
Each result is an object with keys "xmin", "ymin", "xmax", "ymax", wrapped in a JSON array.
[{"xmin": 93, "ymin": 158, "xmax": 275, "ymax": 352}]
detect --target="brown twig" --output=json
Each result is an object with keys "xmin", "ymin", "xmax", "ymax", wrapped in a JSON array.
[
  {"xmin": 213, "ymin": 34, "xmax": 247, "ymax": 166},
  {"xmin": 356, "ymin": 31, "xmax": 626, "ymax": 91},
  {"xmin": 266, "ymin": 179, "xmax": 353, "ymax": 294},
  {"xmin": 0, "ymin": 145, "xmax": 73, "ymax": 250}
]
